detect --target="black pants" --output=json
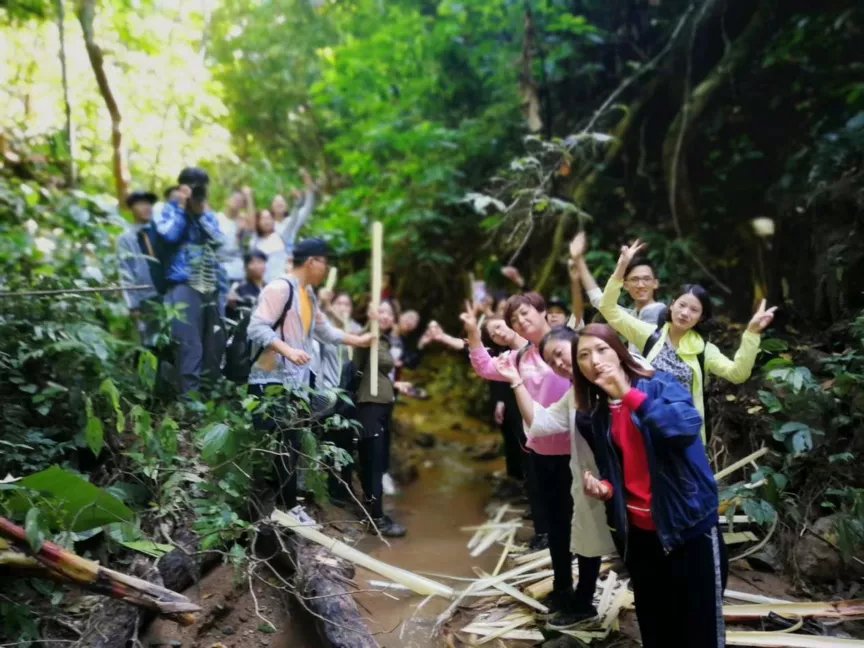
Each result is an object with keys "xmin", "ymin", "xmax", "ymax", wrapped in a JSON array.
[
  {"xmin": 324, "ymin": 423, "xmax": 356, "ymax": 501},
  {"xmin": 523, "ymin": 451, "xmax": 549, "ymax": 536},
  {"xmin": 533, "ymin": 454, "xmax": 574, "ymax": 602},
  {"xmin": 356, "ymin": 402, "xmax": 393, "ymax": 518},
  {"xmin": 491, "ymin": 383, "xmax": 525, "ymax": 480},
  {"xmin": 626, "ymin": 525, "xmax": 728, "ymax": 648},
  {"xmin": 250, "ymin": 384, "xmax": 301, "ymax": 509}
]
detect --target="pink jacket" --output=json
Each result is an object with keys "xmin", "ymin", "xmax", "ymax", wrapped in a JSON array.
[{"xmin": 469, "ymin": 345, "xmax": 571, "ymax": 456}]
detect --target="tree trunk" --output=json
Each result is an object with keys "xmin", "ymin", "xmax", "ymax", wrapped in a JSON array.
[
  {"xmin": 662, "ymin": 2, "xmax": 776, "ymax": 236},
  {"xmin": 519, "ymin": 8, "xmax": 543, "ymax": 134},
  {"xmin": 55, "ymin": 0, "xmax": 76, "ymax": 187},
  {"xmin": 76, "ymin": 0, "xmax": 129, "ymax": 205}
]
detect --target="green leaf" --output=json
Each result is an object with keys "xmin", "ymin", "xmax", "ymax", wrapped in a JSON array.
[
  {"xmin": 25, "ymin": 508, "xmax": 45, "ymax": 553},
  {"xmin": 85, "ymin": 414, "xmax": 104, "ymax": 457},
  {"xmin": 790, "ymin": 428, "xmax": 814, "ymax": 455},
  {"xmin": 742, "ymin": 497, "xmax": 776, "ymax": 525},
  {"xmin": 16, "ymin": 466, "xmax": 134, "ymax": 532},
  {"xmin": 760, "ymin": 338, "xmax": 789, "ymax": 353},
  {"xmin": 773, "ymin": 420, "xmax": 809, "ymax": 441},
  {"xmin": 200, "ymin": 423, "xmax": 235, "ymax": 463},
  {"xmin": 121, "ymin": 540, "xmax": 174, "ymax": 558},
  {"xmin": 100, "ymin": 378, "xmax": 125, "ymax": 433},
  {"xmin": 758, "ymin": 390, "xmax": 782, "ymax": 414}
]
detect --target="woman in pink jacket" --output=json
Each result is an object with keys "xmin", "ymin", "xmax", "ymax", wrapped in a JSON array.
[{"xmin": 464, "ymin": 293, "xmax": 600, "ymax": 629}]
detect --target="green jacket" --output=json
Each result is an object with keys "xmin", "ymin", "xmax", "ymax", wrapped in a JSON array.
[
  {"xmin": 598, "ymin": 277, "xmax": 761, "ymax": 441},
  {"xmin": 354, "ymin": 333, "xmax": 396, "ymax": 405}
]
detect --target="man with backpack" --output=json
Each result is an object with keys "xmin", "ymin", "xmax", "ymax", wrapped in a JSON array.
[
  {"xmin": 153, "ymin": 167, "xmax": 226, "ymax": 394},
  {"xmin": 246, "ymin": 237, "xmax": 373, "ymax": 510}
]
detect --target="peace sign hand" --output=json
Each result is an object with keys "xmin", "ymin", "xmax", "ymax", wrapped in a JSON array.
[
  {"xmin": 747, "ymin": 299, "xmax": 778, "ymax": 334},
  {"xmin": 614, "ymin": 239, "xmax": 646, "ymax": 278},
  {"xmin": 459, "ymin": 300, "xmax": 479, "ymax": 334}
]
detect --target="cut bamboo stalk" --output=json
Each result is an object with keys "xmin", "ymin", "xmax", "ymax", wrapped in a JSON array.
[
  {"xmin": 595, "ymin": 571, "xmax": 618, "ymax": 618},
  {"xmin": 460, "ymin": 521, "xmax": 523, "ymax": 532},
  {"xmin": 325, "ymin": 266, "xmax": 338, "ymax": 291},
  {"xmin": 369, "ymin": 221, "xmax": 383, "ymax": 397},
  {"xmin": 512, "ymin": 548, "xmax": 549, "ymax": 564},
  {"xmin": 721, "ymin": 515, "xmax": 752, "ymax": 525},
  {"xmin": 715, "ymin": 447, "xmax": 769, "ymax": 481},
  {"xmin": 725, "ymin": 589, "xmax": 790, "ymax": 605},
  {"xmin": 723, "ymin": 599, "xmax": 864, "ymax": 621},
  {"xmin": 726, "ymin": 632, "xmax": 864, "ymax": 647},
  {"xmin": 271, "ymin": 509, "xmax": 454, "ymax": 598}
]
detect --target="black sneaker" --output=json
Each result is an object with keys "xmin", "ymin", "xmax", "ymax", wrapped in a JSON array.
[
  {"xmin": 371, "ymin": 515, "xmax": 407, "ymax": 538},
  {"xmin": 546, "ymin": 605, "xmax": 598, "ymax": 630},
  {"xmin": 538, "ymin": 590, "xmax": 566, "ymax": 619},
  {"xmin": 528, "ymin": 533, "xmax": 549, "ymax": 551}
]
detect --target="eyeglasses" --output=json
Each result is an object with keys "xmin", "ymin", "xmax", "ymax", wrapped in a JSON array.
[
  {"xmin": 625, "ymin": 275, "xmax": 655, "ymax": 286},
  {"xmin": 311, "ymin": 256, "xmax": 329, "ymax": 266}
]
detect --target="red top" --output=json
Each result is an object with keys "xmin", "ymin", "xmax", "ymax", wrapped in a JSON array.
[{"xmin": 600, "ymin": 389, "xmax": 655, "ymax": 531}]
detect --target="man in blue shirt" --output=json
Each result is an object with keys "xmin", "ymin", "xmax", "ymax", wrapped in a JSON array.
[{"xmin": 153, "ymin": 167, "xmax": 225, "ymax": 394}]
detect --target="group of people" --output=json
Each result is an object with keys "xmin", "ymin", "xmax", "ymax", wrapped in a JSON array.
[
  {"xmin": 119, "ymin": 166, "xmax": 777, "ymax": 645},
  {"xmin": 420, "ymin": 233, "xmax": 775, "ymax": 646},
  {"xmin": 117, "ymin": 166, "xmax": 425, "ymax": 538}
]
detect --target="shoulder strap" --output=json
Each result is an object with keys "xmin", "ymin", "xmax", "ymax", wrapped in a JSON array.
[
  {"xmin": 642, "ymin": 325, "xmax": 663, "ymax": 357},
  {"xmin": 250, "ymin": 279, "xmax": 295, "ymax": 364}
]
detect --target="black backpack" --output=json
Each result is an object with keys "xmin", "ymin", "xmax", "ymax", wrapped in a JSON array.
[
  {"xmin": 223, "ymin": 279, "xmax": 294, "ymax": 384},
  {"xmin": 137, "ymin": 225, "xmax": 175, "ymax": 295}
]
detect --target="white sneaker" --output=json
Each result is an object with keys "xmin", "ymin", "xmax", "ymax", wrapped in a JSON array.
[{"xmin": 382, "ymin": 473, "xmax": 397, "ymax": 496}]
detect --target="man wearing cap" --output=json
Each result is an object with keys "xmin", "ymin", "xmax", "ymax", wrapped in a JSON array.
[
  {"xmin": 153, "ymin": 166, "xmax": 226, "ymax": 394},
  {"xmin": 247, "ymin": 237, "xmax": 373, "ymax": 509},
  {"xmin": 117, "ymin": 190, "xmax": 161, "ymax": 346}
]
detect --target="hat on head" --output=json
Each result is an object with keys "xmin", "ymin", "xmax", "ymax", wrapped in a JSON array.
[
  {"xmin": 293, "ymin": 238, "xmax": 333, "ymax": 263},
  {"xmin": 546, "ymin": 295, "xmax": 569, "ymax": 313},
  {"xmin": 177, "ymin": 166, "xmax": 210, "ymax": 186},
  {"xmin": 125, "ymin": 190, "xmax": 158, "ymax": 208}
]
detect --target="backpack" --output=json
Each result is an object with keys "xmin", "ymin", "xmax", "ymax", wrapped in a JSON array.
[
  {"xmin": 642, "ymin": 318, "xmax": 712, "ymax": 440},
  {"xmin": 223, "ymin": 279, "xmax": 294, "ymax": 384},
  {"xmin": 137, "ymin": 225, "xmax": 174, "ymax": 295}
]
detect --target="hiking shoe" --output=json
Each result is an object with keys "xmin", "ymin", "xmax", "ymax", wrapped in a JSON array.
[
  {"xmin": 528, "ymin": 533, "xmax": 549, "ymax": 551},
  {"xmin": 546, "ymin": 605, "xmax": 598, "ymax": 630},
  {"xmin": 382, "ymin": 473, "xmax": 398, "ymax": 496},
  {"xmin": 371, "ymin": 515, "xmax": 407, "ymax": 538}
]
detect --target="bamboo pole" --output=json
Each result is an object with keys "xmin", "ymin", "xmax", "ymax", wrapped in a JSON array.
[
  {"xmin": 726, "ymin": 632, "xmax": 864, "ymax": 647},
  {"xmin": 271, "ymin": 509, "xmax": 454, "ymax": 598},
  {"xmin": 715, "ymin": 447, "xmax": 769, "ymax": 481},
  {"xmin": 370, "ymin": 221, "xmax": 383, "ymax": 397},
  {"xmin": 723, "ymin": 599, "xmax": 864, "ymax": 621},
  {"xmin": 325, "ymin": 266, "xmax": 338, "ymax": 291},
  {"xmin": 0, "ymin": 285, "xmax": 152, "ymax": 298}
]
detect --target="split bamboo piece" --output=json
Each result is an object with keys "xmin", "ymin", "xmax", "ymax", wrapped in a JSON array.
[
  {"xmin": 271, "ymin": 509, "xmax": 455, "ymax": 598},
  {"xmin": 472, "ymin": 568, "xmax": 548, "ymax": 613},
  {"xmin": 491, "ymin": 528, "xmax": 516, "ymax": 577},
  {"xmin": 467, "ymin": 504, "xmax": 509, "ymax": 551},
  {"xmin": 325, "ymin": 266, "xmax": 338, "ymax": 291},
  {"xmin": 470, "ymin": 524, "xmax": 518, "ymax": 558},
  {"xmin": 723, "ymin": 599, "xmax": 864, "ymax": 621},
  {"xmin": 369, "ymin": 221, "xmax": 383, "ymax": 397},
  {"xmin": 715, "ymin": 447, "xmax": 769, "ymax": 481},
  {"xmin": 724, "ymin": 531, "xmax": 759, "ymax": 545},
  {"xmin": 460, "ymin": 627, "xmax": 544, "ymax": 642},
  {"xmin": 725, "ymin": 589, "xmax": 790, "ymax": 605},
  {"xmin": 474, "ymin": 614, "xmax": 533, "ymax": 645},
  {"xmin": 726, "ymin": 632, "xmax": 864, "ymax": 647}
]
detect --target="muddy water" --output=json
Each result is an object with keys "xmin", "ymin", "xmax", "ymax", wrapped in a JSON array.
[{"xmin": 351, "ymin": 403, "xmax": 505, "ymax": 648}]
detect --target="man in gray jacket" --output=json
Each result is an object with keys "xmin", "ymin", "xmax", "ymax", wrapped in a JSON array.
[
  {"xmin": 117, "ymin": 190, "xmax": 160, "ymax": 346},
  {"xmin": 247, "ymin": 238, "xmax": 372, "ymax": 509}
]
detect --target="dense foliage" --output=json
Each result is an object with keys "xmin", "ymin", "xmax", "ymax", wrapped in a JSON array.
[{"xmin": 1, "ymin": 0, "xmax": 863, "ymax": 643}]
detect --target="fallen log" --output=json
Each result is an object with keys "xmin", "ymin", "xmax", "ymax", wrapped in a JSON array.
[{"xmin": 290, "ymin": 534, "xmax": 380, "ymax": 648}]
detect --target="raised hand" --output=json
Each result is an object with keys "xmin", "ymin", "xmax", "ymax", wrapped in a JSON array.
[
  {"xmin": 459, "ymin": 300, "xmax": 479, "ymax": 334},
  {"xmin": 500, "ymin": 265, "xmax": 525, "ymax": 288},
  {"xmin": 494, "ymin": 354, "xmax": 521, "ymax": 384},
  {"xmin": 494, "ymin": 401, "xmax": 505, "ymax": 425},
  {"xmin": 613, "ymin": 238, "xmax": 646, "ymax": 278},
  {"xmin": 592, "ymin": 363, "xmax": 630, "ymax": 400},
  {"xmin": 747, "ymin": 299, "xmax": 778, "ymax": 334},
  {"xmin": 569, "ymin": 231, "xmax": 587, "ymax": 260}
]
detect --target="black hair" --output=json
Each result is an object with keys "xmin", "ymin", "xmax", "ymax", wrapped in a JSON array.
[
  {"xmin": 624, "ymin": 257, "xmax": 656, "ymax": 279},
  {"xmin": 539, "ymin": 325, "xmax": 577, "ymax": 359},
  {"xmin": 244, "ymin": 250, "xmax": 268, "ymax": 265},
  {"xmin": 666, "ymin": 284, "xmax": 713, "ymax": 337},
  {"xmin": 163, "ymin": 185, "xmax": 179, "ymax": 200}
]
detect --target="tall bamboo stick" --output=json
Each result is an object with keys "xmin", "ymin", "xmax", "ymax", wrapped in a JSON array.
[{"xmin": 370, "ymin": 222, "xmax": 383, "ymax": 397}]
